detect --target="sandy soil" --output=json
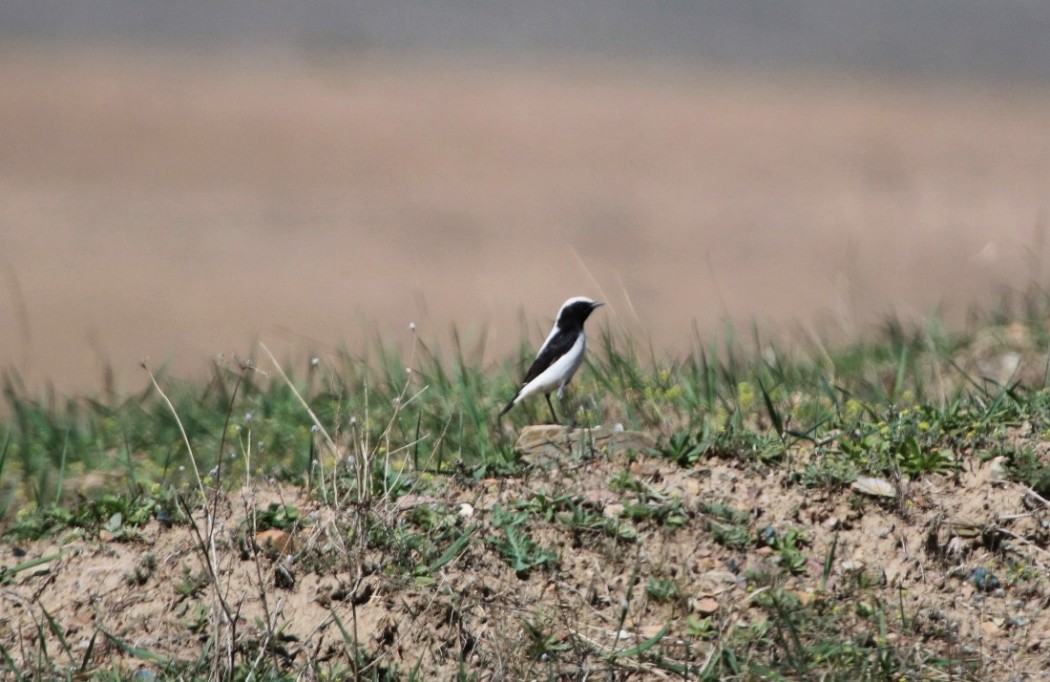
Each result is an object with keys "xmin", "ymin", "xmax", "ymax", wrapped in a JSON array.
[
  {"xmin": 2, "ymin": 46, "xmax": 1050, "ymax": 394},
  {"xmin": 4, "ymin": 430, "xmax": 1050, "ymax": 679}
]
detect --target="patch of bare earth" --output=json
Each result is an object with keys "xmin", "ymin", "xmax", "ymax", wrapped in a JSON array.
[{"xmin": 4, "ymin": 427, "xmax": 1050, "ymax": 680}]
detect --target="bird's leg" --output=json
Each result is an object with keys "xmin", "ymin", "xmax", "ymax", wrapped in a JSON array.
[
  {"xmin": 556, "ymin": 385, "xmax": 577, "ymax": 428},
  {"xmin": 545, "ymin": 394, "xmax": 560, "ymax": 425},
  {"xmin": 561, "ymin": 392, "xmax": 578, "ymax": 429}
]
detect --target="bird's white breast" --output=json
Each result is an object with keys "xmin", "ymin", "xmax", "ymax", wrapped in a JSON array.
[{"xmin": 515, "ymin": 333, "xmax": 586, "ymax": 403}]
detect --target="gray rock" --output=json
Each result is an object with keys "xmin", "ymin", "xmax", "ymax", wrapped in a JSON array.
[{"xmin": 514, "ymin": 424, "xmax": 656, "ymax": 462}]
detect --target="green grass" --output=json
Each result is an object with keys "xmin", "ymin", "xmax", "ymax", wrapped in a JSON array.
[
  {"xmin": 2, "ymin": 299, "xmax": 1045, "ymax": 512},
  {"xmin": 4, "ymin": 295, "xmax": 1050, "ymax": 679}
]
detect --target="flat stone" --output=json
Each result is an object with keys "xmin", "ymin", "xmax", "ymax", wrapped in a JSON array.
[
  {"xmin": 514, "ymin": 424, "xmax": 656, "ymax": 462},
  {"xmin": 395, "ymin": 494, "xmax": 441, "ymax": 512},
  {"xmin": 581, "ymin": 489, "xmax": 620, "ymax": 508},
  {"xmin": 665, "ymin": 477, "xmax": 702, "ymax": 500},
  {"xmin": 792, "ymin": 590, "xmax": 818, "ymax": 606},
  {"xmin": 256, "ymin": 529, "xmax": 296, "ymax": 555},
  {"xmin": 851, "ymin": 476, "xmax": 896, "ymax": 498},
  {"xmin": 840, "ymin": 559, "xmax": 865, "ymax": 573},
  {"xmin": 987, "ymin": 456, "xmax": 1009, "ymax": 482},
  {"xmin": 982, "ymin": 620, "xmax": 1004, "ymax": 638},
  {"xmin": 630, "ymin": 461, "xmax": 660, "ymax": 477},
  {"xmin": 694, "ymin": 597, "xmax": 720, "ymax": 615},
  {"xmin": 699, "ymin": 571, "xmax": 738, "ymax": 588}
]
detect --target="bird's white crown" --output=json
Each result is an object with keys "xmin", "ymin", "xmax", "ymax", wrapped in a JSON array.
[
  {"xmin": 554, "ymin": 296, "xmax": 603, "ymax": 328},
  {"xmin": 557, "ymin": 296, "xmax": 600, "ymax": 314}
]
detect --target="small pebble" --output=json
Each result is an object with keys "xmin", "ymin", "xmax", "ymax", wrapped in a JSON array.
[{"xmin": 970, "ymin": 567, "xmax": 1000, "ymax": 592}]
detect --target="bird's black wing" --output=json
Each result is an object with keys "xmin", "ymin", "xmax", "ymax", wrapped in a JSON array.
[
  {"xmin": 499, "ymin": 328, "xmax": 578, "ymax": 418},
  {"xmin": 521, "ymin": 328, "xmax": 576, "ymax": 385}
]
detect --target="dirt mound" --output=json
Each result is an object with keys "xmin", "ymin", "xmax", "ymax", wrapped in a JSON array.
[{"xmin": 4, "ymin": 430, "xmax": 1049, "ymax": 679}]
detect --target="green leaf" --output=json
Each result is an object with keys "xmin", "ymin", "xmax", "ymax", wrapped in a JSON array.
[
  {"xmin": 102, "ymin": 630, "xmax": 171, "ymax": 664},
  {"xmin": 609, "ymin": 623, "xmax": 670, "ymax": 659},
  {"xmin": 106, "ymin": 512, "xmax": 123, "ymax": 532},
  {"xmin": 0, "ymin": 553, "xmax": 61, "ymax": 584},
  {"xmin": 422, "ymin": 524, "xmax": 477, "ymax": 575},
  {"xmin": 758, "ymin": 378, "xmax": 784, "ymax": 437}
]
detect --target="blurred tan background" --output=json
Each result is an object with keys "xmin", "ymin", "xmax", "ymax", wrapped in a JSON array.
[{"xmin": 2, "ymin": 3, "xmax": 1050, "ymax": 393}]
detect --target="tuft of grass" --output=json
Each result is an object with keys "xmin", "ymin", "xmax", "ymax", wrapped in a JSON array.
[{"xmin": 488, "ymin": 505, "xmax": 559, "ymax": 578}]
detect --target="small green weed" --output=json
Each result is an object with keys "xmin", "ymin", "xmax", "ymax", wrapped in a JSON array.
[
  {"xmin": 125, "ymin": 553, "xmax": 157, "ymax": 587},
  {"xmin": 489, "ymin": 506, "xmax": 558, "ymax": 578},
  {"xmin": 254, "ymin": 502, "xmax": 301, "ymax": 530},
  {"xmin": 763, "ymin": 526, "xmax": 809, "ymax": 576},
  {"xmin": 174, "ymin": 566, "xmax": 208, "ymax": 600},
  {"xmin": 1005, "ymin": 445, "xmax": 1050, "ymax": 497},
  {"xmin": 3, "ymin": 489, "xmax": 175, "ymax": 541},
  {"xmin": 622, "ymin": 498, "xmax": 687, "ymax": 529},
  {"xmin": 645, "ymin": 577, "xmax": 681, "ymax": 604}
]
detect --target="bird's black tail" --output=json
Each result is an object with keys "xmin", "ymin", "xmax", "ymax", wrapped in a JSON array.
[{"xmin": 498, "ymin": 397, "xmax": 516, "ymax": 418}]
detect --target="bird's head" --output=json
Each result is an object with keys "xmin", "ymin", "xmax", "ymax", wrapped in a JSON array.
[{"xmin": 556, "ymin": 296, "xmax": 604, "ymax": 329}]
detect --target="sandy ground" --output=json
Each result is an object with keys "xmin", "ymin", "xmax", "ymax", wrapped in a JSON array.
[
  {"xmin": 2, "ymin": 46, "xmax": 1050, "ymax": 394},
  {"xmin": 5, "ymin": 428, "xmax": 1050, "ymax": 679}
]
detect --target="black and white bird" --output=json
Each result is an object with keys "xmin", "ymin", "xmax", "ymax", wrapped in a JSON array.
[{"xmin": 500, "ymin": 296, "xmax": 604, "ymax": 423}]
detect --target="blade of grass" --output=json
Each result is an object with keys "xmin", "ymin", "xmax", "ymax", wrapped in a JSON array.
[
  {"xmin": 423, "ymin": 524, "xmax": 477, "ymax": 575},
  {"xmin": 821, "ymin": 533, "xmax": 839, "ymax": 592},
  {"xmin": 890, "ymin": 343, "xmax": 908, "ymax": 403},
  {"xmin": 52, "ymin": 427, "xmax": 70, "ymax": 505},
  {"xmin": 79, "ymin": 628, "xmax": 99, "ymax": 673},
  {"xmin": 0, "ymin": 553, "xmax": 61, "ymax": 584},
  {"xmin": 608, "ymin": 622, "xmax": 670, "ymax": 659},
  {"xmin": 102, "ymin": 629, "xmax": 172, "ymax": 665},
  {"xmin": 329, "ymin": 607, "xmax": 361, "ymax": 676},
  {"xmin": 757, "ymin": 378, "xmax": 784, "ymax": 438},
  {"xmin": 0, "ymin": 638, "xmax": 13, "ymax": 669},
  {"xmin": 40, "ymin": 604, "xmax": 73, "ymax": 664}
]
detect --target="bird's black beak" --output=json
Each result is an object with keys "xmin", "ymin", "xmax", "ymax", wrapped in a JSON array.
[{"xmin": 592, "ymin": 301, "xmax": 604, "ymax": 309}]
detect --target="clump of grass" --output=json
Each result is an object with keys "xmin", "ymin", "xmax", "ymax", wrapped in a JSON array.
[
  {"xmin": 4, "ymin": 487, "xmax": 182, "ymax": 541},
  {"xmin": 488, "ymin": 505, "xmax": 559, "ymax": 578},
  {"xmin": 1004, "ymin": 446, "xmax": 1050, "ymax": 497}
]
